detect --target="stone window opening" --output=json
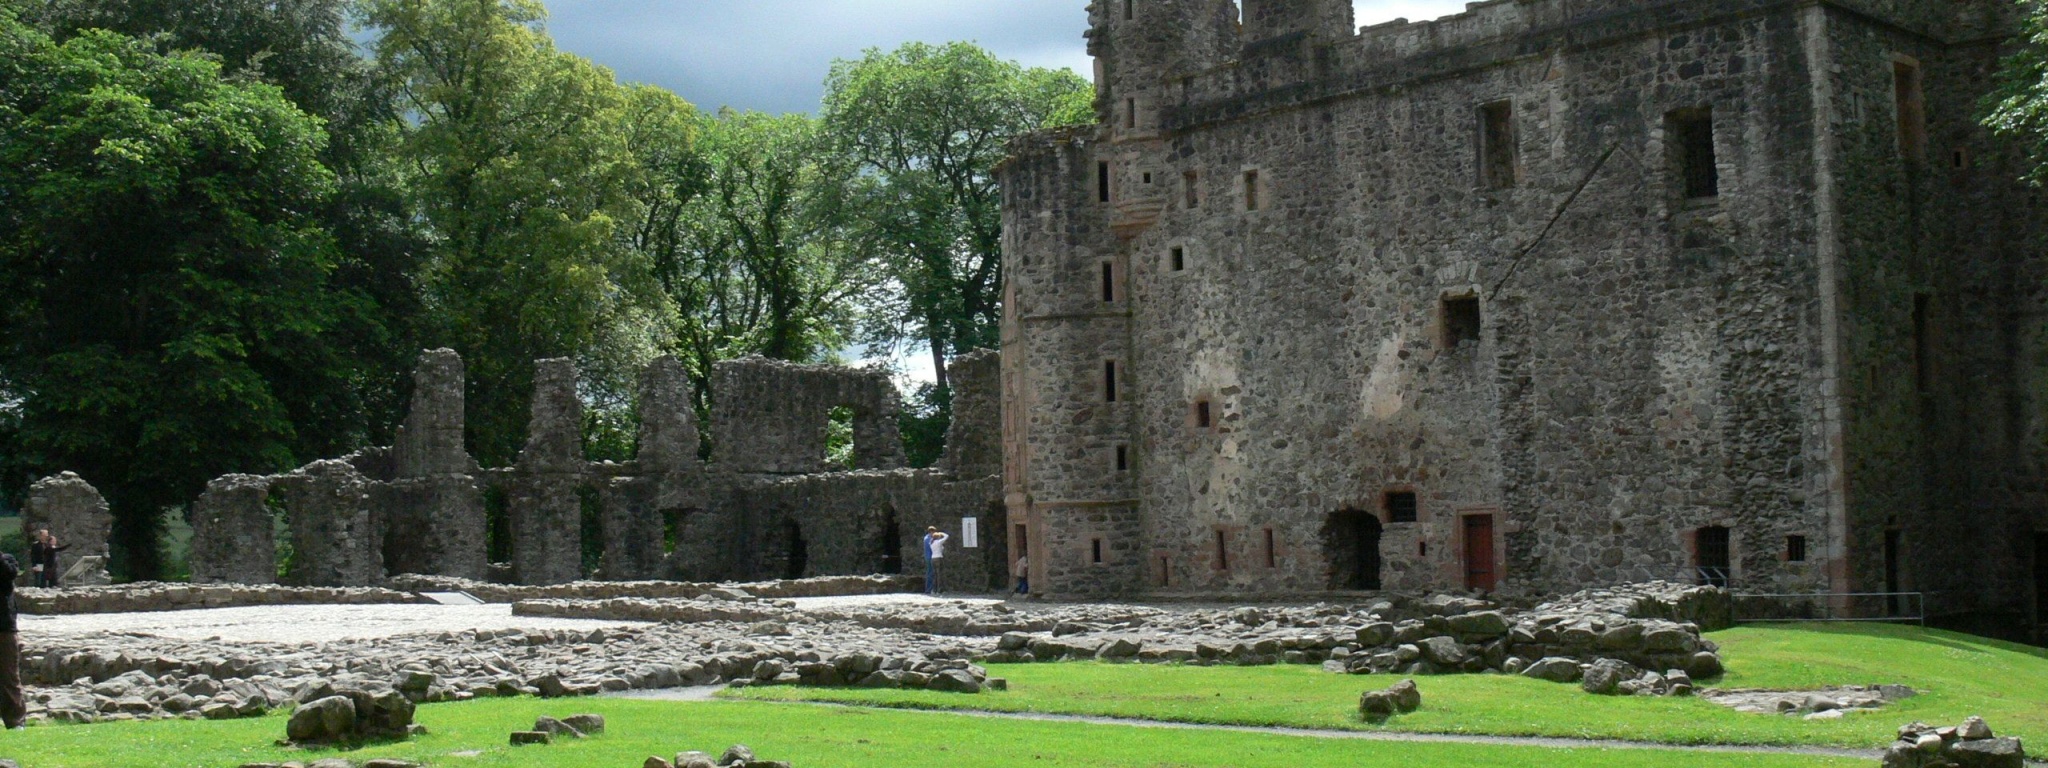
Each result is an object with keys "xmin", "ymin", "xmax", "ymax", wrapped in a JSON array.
[
  {"xmin": 1893, "ymin": 57, "xmax": 1927, "ymax": 163},
  {"xmin": 1418, "ymin": 541, "xmax": 1428, "ymax": 557},
  {"xmin": 1126, "ymin": 98, "xmax": 1138, "ymax": 129},
  {"xmin": 1952, "ymin": 148, "xmax": 1970, "ymax": 170},
  {"xmin": 1322, "ymin": 508, "xmax": 1383, "ymax": 590},
  {"xmin": 1098, "ymin": 161, "xmax": 1112, "ymax": 203},
  {"xmin": 1385, "ymin": 490, "xmax": 1418, "ymax": 524},
  {"xmin": 1142, "ymin": 171, "xmax": 1153, "ymax": 184},
  {"xmin": 1442, "ymin": 294, "xmax": 1481, "ymax": 349},
  {"xmin": 1193, "ymin": 399, "xmax": 1213, "ymax": 430},
  {"xmin": 1124, "ymin": 0, "xmax": 1134, "ymax": 21},
  {"xmin": 1159, "ymin": 555, "xmax": 1172, "ymax": 586},
  {"xmin": 268, "ymin": 484, "xmax": 298, "ymax": 583},
  {"xmin": 1694, "ymin": 525, "xmax": 1731, "ymax": 588},
  {"xmin": 1115, "ymin": 444, "xmax": 1129, "ymax": 472},
  {"xmin": 1668, "ymin": 107, "xmax": 1719, "ymax": 199},
  {"xmin": 824, "ymin": 405, "xmax": 857, "ymax": 470},
  {"xmin": 1214, "ymin": 528, "xmax": 1231, "ymax": 570},
  {"xmin": 1478, "ymin": 100, "xmax": 1518, "ymax": 190},
  {"xmin": 1101, "ymin": 262, "xmax": 1116, "ymax": 302},
  {"xmin": 1913, "ymin": 293, "xmax": 1932, "ymax": 394},
  {"xmin": 1170, "ymin": 246, "xmax": 1187, "ymax": 272},
  {"xmin": 1785, "ymin": 534, "xmax": 1807, "ymax": 563},
  {"xmin": 1184, "ymin": 170, "xmax": 1200, "ymax": 208},
  {"xmin": 1104, "ymin": 360, "xmax": 1120, "ymax": 403},
  {"xmin": 576, "ymin": 485, "xmax": 604, "ymax": 578},
  {"xmin": 1243, "ymin": 169, "xmax": 1261, "ymax": 211},
  {"xmin": 1092, "ymin": 537, "xmax": 1106, "ymax": 564},
  {"xmin": 660, "ymin": 507, "xmax": 697, "ymax": 558},
  {"xmin": 1262, "ymin": 527, "xmax": 1277, "ymax": 568}
]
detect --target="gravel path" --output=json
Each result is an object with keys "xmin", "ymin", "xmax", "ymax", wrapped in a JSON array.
[{"xmin": 19, "ymin": 603, "xmax": 650, "ymax": 643}]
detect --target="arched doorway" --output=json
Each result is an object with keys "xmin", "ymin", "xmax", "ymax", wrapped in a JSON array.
[
  {"xmin": 1322, "ymin": 509, "xmax": 1382, "ymax": 590},
  {"xmin": 782, "ymin": 519, "xmax": 809, "ymax": 579},
  {"xmin": 878, "ymin": 506, "xmax": 903, "ymax": 574}
]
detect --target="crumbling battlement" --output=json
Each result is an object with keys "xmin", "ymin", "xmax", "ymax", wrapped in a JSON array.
[{"xmin": 170, "ymin": 349, "xmax": 1005, "ymax": 590}]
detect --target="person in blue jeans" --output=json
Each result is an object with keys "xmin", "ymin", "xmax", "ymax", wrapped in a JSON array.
[{"xmin": 922, "ymin": 526, "xmax": 949, "ymax": 595}]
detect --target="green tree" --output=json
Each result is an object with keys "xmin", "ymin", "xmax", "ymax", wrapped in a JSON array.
[
  {"xmin": 0, "ymin": 12, "xmax": 350, "ymax": 578},
  {"xmin": 1987, "ymin": 0, "xmax": 2048, "ymax": 186},
  {"xmin": 823, "ymin": 42, "xmax": 1092, "ymax": 394},
  {"xmin": 652, "ymin": 109, "xmax": 869, "ymax": 416},
  {"xmin": 362, "ymin": 0, "xmax": 654, "ymax": 465}
]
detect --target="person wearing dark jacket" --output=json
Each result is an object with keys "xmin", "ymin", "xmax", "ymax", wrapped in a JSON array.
[
  {"xmin": 28, "ymin": 528, "xmax": 66, "ymax": 588},
  {"xmin": 0, "ymin": 551, "xmax": 22, "ymax": 728}
]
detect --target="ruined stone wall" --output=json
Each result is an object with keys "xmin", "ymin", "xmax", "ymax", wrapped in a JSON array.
[
  {"xmin": 940, "ymin": 349, "xmax": 1004, "ymax": 480},
  {"xmin": 688, "ymin": 472, "xmax": 1005, "ymax": 591},
  {"xmin": 189, "ymin": 474, "xmax": 276, "ymax": 585},
  {"xmin": 380, "ymin": 349, "xmax": 488, "ymax": 581},
  {"xmin": 22, "ymin": 473, "xmax": 112, "ymax": 575},
  {"xmin": 710, "ymin": 358, "xmax": 907, "ymax": 474},
  {"xmin": 275, "ymin": 460, "xmax": 381, "ymax": 587},
  {"xmin": 1005, "ymin": 0, "xmax": 2036, "ymax": 604}
]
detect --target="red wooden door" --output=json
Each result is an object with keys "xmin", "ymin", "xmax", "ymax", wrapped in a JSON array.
[{"xmin": 1463, "ymin": 515, "xmax": 1497, "ymax": 592}]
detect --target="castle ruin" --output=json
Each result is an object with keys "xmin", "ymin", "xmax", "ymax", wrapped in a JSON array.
[{"xmin": 999, "ymin": 0, "xmax": 2048, "ymax": 637}]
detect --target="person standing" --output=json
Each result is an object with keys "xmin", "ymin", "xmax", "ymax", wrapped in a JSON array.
[
  {"xmin": 0, "ymin": 551, "xmax": 22, "ymax": 728},
  {"xmin": 1012, "ymin": 552, "xmax": 1029, "ymax": 596},
  {"xmin": 922, "ymin": 526, "xmax": 949, "ymax": 595},
  {"xmin": 28, "ymin": 529, "xmax": 66, "ymax": 589}
]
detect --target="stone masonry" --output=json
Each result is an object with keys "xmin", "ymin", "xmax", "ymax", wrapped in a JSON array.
[
  {"xmin": 182, "ymin": 349, "xmax": 1005, "ymax": 591},
  {"xmin": 1000, "ymin": 0, "xmax": 2048, "ymax": 638},
  {"xmin": 21, "ymin": 472, "xmax": 113, "ymax": 585}
]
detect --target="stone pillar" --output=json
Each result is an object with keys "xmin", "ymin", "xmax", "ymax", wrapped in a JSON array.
[
  {"xmin": 189, "ymin": 474, "xmax": 277, "ymax": 585},
  {"xmin": 22, "ymin": 472, "xmax": 114, "ymax": 585},
  {"xmin": 383, "ymin": 349, "xmax": 487, "ymax": 580},
  {"xmin": 276, "ymin": 460, "xmax": 381, "ymax": 587},
  {"xmin": 939, "ymin": 349, "xmax": 1003, "ymax": 479},
  {"xmin": 508, "ymin": 359, "xmax": 587, "ymax": 585},
  {"xmin": 636, "ymin": 356, "xmax": 701, "ymax": 476}
]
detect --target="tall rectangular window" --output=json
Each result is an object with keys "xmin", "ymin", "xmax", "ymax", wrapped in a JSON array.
[
  {"xmin": 1115, "ymin": 445, "xmax": 1129, "ymax": 472},
  {"xmin": 1479, "ymin": 100, "xmax": 1517, "ymax": 189},
  {"xmin": 1385, "ymin": 491, "xmax": 1418, "ymax": 523},
  {"xmin": 1092, "ymin": 537, "xmax": 1105, "ymax": 564},
  {"xmin": 1894, "ymin": 59, "xmax": 1927, "ymax": 162},
  {"xmin": 1786, "ymin": 535, "xmax": 1808, "ymax": 563},
  {"xmin": 1913, "ymin": 293, "xmax": 1932, "ymax": 393},
  {"xmin": 1184, "ymin": 170, "xmax": 1200, "ymax": 208},
  {"xmin": 1194, "ymin": 400, "xmax": 1212, "ymax": 429},
  {"xmin": 1263, "ymin": 527, "xmax": 1277, "ymax": 568},
  {"xmin": 1171, "ymin": 246, "xmax": 1186, "ymax": 272},
  {"xmin": 1243, "ymin": 170, "xmax": 1260, "ymax": 211},
  {"xmin": 1098, "ymin": 161, "xmax": 1111, "ymax": 203},
  {"xmin": 1443, "ymin": 295, "xmax": 1482, "ymax": 349},
  {"xmin": 1215, "ymin": 529, "xmax": 1230, "ymax": 570},
  {"xmin": 1101, "ymin": 262, "xmax": 1116, "ymax": 302},
  {"xmin": 1669, "ymin": 107, "xmax": 1719, "ymax": 199},
  {"xmin": 1126, "ymin": 98, "xmax": 1137, "ymax": 129},
  {"xmin": 1104, "ymin": 361, "xmax": 1119, "ymax": 403},
  {"xmin": 1124, "ymin": 0, "xmax": 1134, "ymax": 20}
]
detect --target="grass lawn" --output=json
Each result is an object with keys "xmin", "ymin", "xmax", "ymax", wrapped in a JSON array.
[
  {"xmin": 729, "ymin": 623, "xmax": 2048, "ymax": 749},
  {"xmin": 0, "ymin": 698, "xmax": 1862, "ymax": 768}
]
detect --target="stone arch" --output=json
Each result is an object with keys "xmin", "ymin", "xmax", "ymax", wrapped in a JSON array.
[{"xmin": 1322, "ymin": 509, "xmax": 1382, "ymax": 590}]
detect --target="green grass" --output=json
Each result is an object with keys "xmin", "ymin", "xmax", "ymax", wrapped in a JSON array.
[
  {"xmin": 0, "ymin": 698, "xmax": 1860, "ymax": 768},
  {"xmin": 728, "ymin": 623, "xmax": 2048, "ymax": 749}
]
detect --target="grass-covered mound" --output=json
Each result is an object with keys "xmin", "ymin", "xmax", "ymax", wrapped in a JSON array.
[{"xmin": 729, "ymin": 623, "xmax": 2048, "ymax": 749}]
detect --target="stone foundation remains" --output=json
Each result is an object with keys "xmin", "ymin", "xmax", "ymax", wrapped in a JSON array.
[{"xmin": 22, "ymin": 472, "xmax": 113, "ymax": 586}]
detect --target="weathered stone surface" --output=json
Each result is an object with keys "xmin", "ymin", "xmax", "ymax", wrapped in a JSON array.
[
  {"xmin": 286, "ymin": 695, "xmax": 355, "ymax": 743},
  {"xmin": 190, "ymin": 474, "xmax": 277, "ymax": 585},
  {"xmin": 1885, "ymin": 719, "xmax": 2025, "ymax": 768},
  {"xmin": 277, "ymin": 461, "xmax": 381, "ymax": 587},
  {"xmin": 1523, "ymin": 657, "xmax": 1582, "ymax": 683},
  {"xmin": 23, "ymin": 472, "xmax": 113, "ymax": 585}
]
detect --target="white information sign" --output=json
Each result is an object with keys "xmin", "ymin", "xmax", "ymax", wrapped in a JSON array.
[{"xmin": 961, "ymin": 516, "xmax": 980, "ymax": 548}]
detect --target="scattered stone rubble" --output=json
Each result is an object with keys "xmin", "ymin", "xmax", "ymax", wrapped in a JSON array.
[
  {"xmin": 511, "ymin": 712, "xmax": 605, "ymax": 745},
  {"xmin": 1701, "ymin": 684, "xmax": 1917, "ymax": 719},
  {"xmin": 17, "ymin": 574, "xmax": 917, "ymax": 616},
  {"xmin": 13, "ymin": 582, "xmax": 1726, "ymax": 727},
  {"xmin": 1356, "ymin": 679, "xmax": 1421, "ymax": 722},
  {"xmin": 1883, "ymin": 717, "xmax": 2026, "ymax": 768},
  {"xmin": 645, "ymin": 744, "xmax": 793, "ymax": 768},
  {"xmin": 237, "ymin": 761, "xmax": 420, "ymax": 768},
  {"xmin": 284, "ymin": 687, "xmax": 420, "ymax": 744}
]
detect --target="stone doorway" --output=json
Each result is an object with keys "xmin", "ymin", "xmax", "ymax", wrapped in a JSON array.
[
  {"xmin": 1322, "ymin": 509, "xmax": 1382, "ymax": 590},
  {"xmin": 781, "ymin": 519, "xmax": 809, "ymax": 580},
  {"xmin": 1696, "ymin": 526, "xmax": 1731, "ymax": 588},
  {"xmin": 878, "ymin": 506, "xmax": 903, "ymax": 575},
  {"xmin": 1463, "ymin": 514, "xmax": 1496, "ymax": 592}
]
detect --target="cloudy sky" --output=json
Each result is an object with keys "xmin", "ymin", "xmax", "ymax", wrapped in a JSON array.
[{"xmin": 540, "ymin": 0, "xmax": 1480, "ymax": 115}]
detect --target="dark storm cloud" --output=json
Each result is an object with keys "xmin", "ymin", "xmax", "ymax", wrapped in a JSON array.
[{"xmin": 540, "ymin": 0, "xmax": 1476, "ymax": 115}]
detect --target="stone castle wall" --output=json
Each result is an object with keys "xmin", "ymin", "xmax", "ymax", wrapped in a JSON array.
[{"xmin": 1003, "ymin": 0, "xmax": 2047, "ymax": 631}]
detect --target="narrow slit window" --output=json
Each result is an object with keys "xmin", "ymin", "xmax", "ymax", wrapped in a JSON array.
[
  {"xmin": 1385, "ymin": 491, "xmax": 1418, "ymax": 523},
  {"xmin": 1098, "ymin": 161, "xmax": 1112, "ymax": 203},
  {"xmin": 1243, "ymin": 169, "xmax": 1261, "ymax": 211},
  {"xmin": 1124, "ymin": 0, "xmax": 1133, "ymax": 20},
  {"xmin": 1194, "ymin": 400, "xmax": 1212, "ymax": 429},
  {"xmin": 1104, "ymin": 361, "xmax": 1119, "ymax": 403},
  {"xmin": 1115, "ymin": 445, "xmax": 1129, "ymax": 472},
  {"xmin": 1263, "ymin": 527, "xmax": 1277, "ymax": 568},
  {"xmin": 1479, "ymin": 100, "xmax": 1517, "ymax": 189},
  {"xmin": 1092, "ymin": 538, "xmax": 1105, "ymax": 564},
  {"xmin": 1184, "ymin": 170, "xmax": 1200, "ymax": 208},
  {"xmin": 1443, "ymin": 295, "xmax": 1481, "ymax": 349},
  {"xmin": 1126, "ymin": 98, "xmax": 1137, "ymax": 129},
  {"xmin": 1215, "ymin": 529, "xmax": 1230, "ymax": 570},
  {"xmin": 1419, "ymin": 541, "xmax": 1428, "ymax": 557},
  {"xmin": 1101, "ymin": 262, "xmax": 1116, "ymax": 302},
  {"xmin": 1171, "ymin": 246, "xmax": 1186, "ymax": 272},
  {"xmin": 1894, "ymin": 59, "xmax": 1926, "ymax": 162},
  {"xmin": 1669, "ymin": 107, "xmax": 1719, "ymax": 199},
  {"xmin": 1786, "ymin": 535, "xmax": 1808, "ymax": 563}
]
